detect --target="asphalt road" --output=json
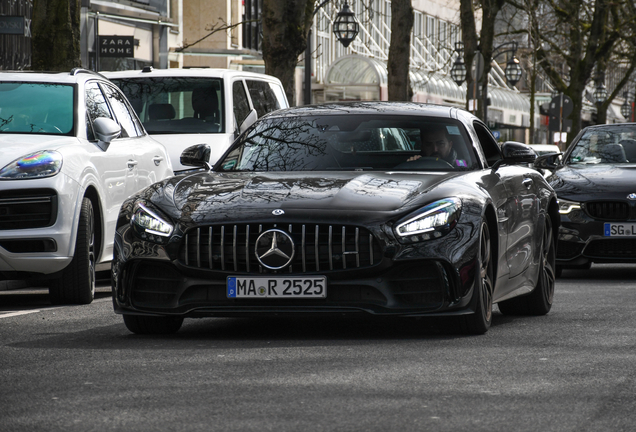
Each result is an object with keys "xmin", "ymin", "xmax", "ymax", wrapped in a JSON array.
[{"xmin": 1, "ymin": 264, "xmax": 635, "ymax": 432}]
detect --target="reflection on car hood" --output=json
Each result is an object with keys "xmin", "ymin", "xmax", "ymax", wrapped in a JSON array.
[
  {"xmin": 170, "ymin": 171, "xmax": 457, "ymax": 220},
  {"xmin": 548, "ymin": 164, "xmax": 636, "ymax": 200},
  {"xmin": 0, "ymin": 134, "xmax": 76, "ymax": 168}
]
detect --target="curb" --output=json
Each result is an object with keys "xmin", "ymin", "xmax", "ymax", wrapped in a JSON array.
[{"xmin": 0, "ymin": 280, "xmax": 30, "ymax": 291}]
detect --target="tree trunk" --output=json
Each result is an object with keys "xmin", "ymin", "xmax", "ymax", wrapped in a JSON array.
[
  {"xmin": 387, "ymin": 0, "xmax": 413, "ymax": 101},
  {"xmin": 31, "ymin": 0, "xmax": 81, "ymax": 71},
  {"xmin": 261, "ymin": 0, "xmax": 314, "ymax": 106}
]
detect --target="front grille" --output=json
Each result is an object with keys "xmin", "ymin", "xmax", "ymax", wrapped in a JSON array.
[
  {"xmin": 557, "ymin": 241, "xmax": 585, "ymax": 259},
  {"xmin": 584, "ymin": 201, "xmax": 630, "ymax": 221},
  {"xmin": 179, "ymin": 223, "xmax": 382, "ymax": 274},
  {"xmin": 585, "ymin": 239, "xmax": 636, "ymax": 258},
  {"xmin": 0, "ymin": 189, "xmax": 57, "ymax": 230}
]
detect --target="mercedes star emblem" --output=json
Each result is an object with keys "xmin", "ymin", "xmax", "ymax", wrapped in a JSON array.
[{"xmin": 255, "ymin": 229, "xmax": 295, "ymax": 269}]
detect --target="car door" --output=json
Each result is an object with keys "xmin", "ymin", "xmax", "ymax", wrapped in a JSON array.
[
  {"xmin": 100, "ymin": 83, "xmax": 170, "ymax": 191},
  {"xmin": 474, "ymin": 122, "xmax": 539, "ymax": 279}
]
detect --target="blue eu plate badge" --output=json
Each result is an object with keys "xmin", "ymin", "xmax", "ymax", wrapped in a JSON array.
[
  {"xmin": 604, "ymin": 223, "xmax": 611, "ymax": 236},
  {"xmin": 227, "ymin": 277, "xmax": 237, "ymax": 298}
]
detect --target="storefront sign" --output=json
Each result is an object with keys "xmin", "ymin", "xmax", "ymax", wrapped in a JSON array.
[
  {"xmin": 99, "ymin": 36, "xmax": 135, "ymax": 58},
  {"xmin": 0, "ymin": 16, "xmax": 31, "ymax": 37}
]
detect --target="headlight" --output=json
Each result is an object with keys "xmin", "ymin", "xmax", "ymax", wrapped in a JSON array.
[
  {"xmin": 558, "ymin": 198, "xmax": 581, "ymax": 214},
  {"xmin": 131, "ymin": 202, "xmax": 174, "ymax": 243},
  {"xmin": 395, "ymin": 198, "xmax": 461, "ymax": 242},
  {"xmin": 0, "ymin": 150, "xmax": 63, "ymax": 179}
]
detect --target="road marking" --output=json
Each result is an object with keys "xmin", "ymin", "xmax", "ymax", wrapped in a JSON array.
[
  {"xmin": 0, "ymin": 297, "xmax": 110, "ymax": 319},
  {"xmin": 0, "ymin": 310, "xmax": 42, "ymax": 319}
]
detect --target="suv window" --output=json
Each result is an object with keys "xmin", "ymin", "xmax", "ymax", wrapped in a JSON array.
[
  {"xmin": 233, "ymin": 81, "xmax": 251, "ymax": 126},
  {"xmin": 110, "ymin": 77, "xmax": 224, "ymax": 134},
  {"xmin": 101, "ymin": 83, "xmax": 143, "ymax": 138},
  {"xmin": 0, "ymin": 82, "xmax": 74, "ymax": 135},
  {"xmin": 85, "ymin": 81, "xmax": 113, "ymax": 140},
  {"xmin": 245, "ymin": 80, "xmax": 283, "ymax": 117}
]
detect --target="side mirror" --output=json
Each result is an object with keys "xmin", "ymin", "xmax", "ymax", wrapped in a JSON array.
[
  {"xmin": 239, "ymin": 109, "xmax": 258, "ymax": 134},
  {"xmin": 534, "ymin": 152, "xmax": 562, "ymax": 170},
  {"xmin": 93, "ymin": 117, "xmax": 121, "ymax": 148},
  {"xmin": 501, "ymin": 141, "xmax": 537, "ymax": 164},
  {"xmin": 180, "ymin": 144, "xmax": 211, "ymax": 170}
]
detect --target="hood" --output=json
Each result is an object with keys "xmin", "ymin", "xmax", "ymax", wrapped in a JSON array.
[
  {"xmin": 166, "ymin": 171, "xmax": 456, "ymax": 223},
  {"xmin": 149, "ymin": 133, "xmax": 233, "ymax": 172},
  {"xmin": 0, "ymin": 134, "xmax": 75, "ymax": 168},
  {"xmin": 549, "ymin": 164, "xmax": 636, "ymax": 200}
]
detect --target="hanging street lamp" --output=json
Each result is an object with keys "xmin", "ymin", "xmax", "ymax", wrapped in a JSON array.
[
  {"xmin": 593, "ymin": 73, "xmax": 608, "ymax": 104},
  {"xmin": 620, "ymin": 91, "xmax": 632, "ymax": 119},
  {"xmin": 450, "ymin": 42, "xmax": 466, "ymax": 86},
  {"xmin": 505, "ymin": 56, "xmax": 523, "ymax": 86},
  {"xmin": 332, "ymin": 3, "xmax": 359, "ymax": 48}
]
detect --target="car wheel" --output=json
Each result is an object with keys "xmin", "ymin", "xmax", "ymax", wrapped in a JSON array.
[
  {"xmin": 123, "ymin": 315, "xmax": 184, "ymax": 335},
  {"xmin": 49, "ymin": 198, "xmax": 96, "ymax": 305},
  {"xmin": 499, "ymin": 216, "xmax": 556, "ymax": 316},
  {"xmin": 459, "ymin": 220, "xmax": 493, "ymax": 335}
]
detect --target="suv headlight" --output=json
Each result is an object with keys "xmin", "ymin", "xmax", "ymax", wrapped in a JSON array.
[
  {"xmin": 395, "ymin": 198, "xmax": 461, "ymax": 242},
  {"xmin": 131, "ymin": 202, "xmax": 174, "ymax": 243},
  {"xmin": 0, "ymin": 150, "xmax": 63, "ymax": 179},
  {"xmin": 558, "ymin": 198, "xmax": 581, "ymax": 215}
]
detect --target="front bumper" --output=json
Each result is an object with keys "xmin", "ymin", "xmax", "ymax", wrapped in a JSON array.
[
  {"xmin": 0, "ymin": 174, "xmax": 80, "ymax": 279},
  {"xmin": 112, "ymin": 223, "xmax": 480, "ymax": 319},
  {"xmin": 557, "ymin": 211, "xmax": 636, "ymax": 266}
]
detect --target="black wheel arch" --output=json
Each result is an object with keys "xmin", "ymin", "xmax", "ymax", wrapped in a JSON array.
[{"xmin": 83, "ymin": 186, "xmax": 103, "ymax": 262}]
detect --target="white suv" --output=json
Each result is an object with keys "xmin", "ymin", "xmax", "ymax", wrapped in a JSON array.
[
  {"xmin": 104, "ymin": 68, "xmax": 289, "ymax": 173},
  {"xmin": 0, "ymin": 69, "xmax": 173, "ymax": 304}
]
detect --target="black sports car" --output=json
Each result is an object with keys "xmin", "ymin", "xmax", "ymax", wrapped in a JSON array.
[
  {"xmin": 112, "ymin": 103, "xmax": 559, "ymax": 335},
  {"xmin": 537, "ymin": 123, "xmax": 636, "ymax": 275}
]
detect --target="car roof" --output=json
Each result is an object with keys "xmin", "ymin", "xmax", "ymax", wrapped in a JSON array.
[
  {"xmin": 0, "ymin": 69, "xmax": 108, "ymax": 84},
  {"xmin": 102, "ymin": 67, "xmax": 284, "ymax": 83},
  {"xmin": 262, "ymin": 102, "xmax": 465, "ymax": 119}
]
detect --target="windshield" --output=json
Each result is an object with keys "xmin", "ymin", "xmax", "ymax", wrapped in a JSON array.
[
  {"xmin": 568, "ymin": 125, "xmax": 636, "ymax": 165},
  {"xmin": 110, "ymin": 77, "xmax": 224, "ymax": 134},
  {"xmin": 0, "ymin": 83, "xmax": 74, "ymax": 135},
  {"xmin": 218, "ymin": 115, "xmax": 479, "ymax": 172}
]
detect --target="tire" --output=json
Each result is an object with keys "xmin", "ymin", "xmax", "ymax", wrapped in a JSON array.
[
  {"xmin": 49, "ymin": 197, "xmax": 96, "ymax": 305},
  {"xmin": 123, "ymin": 314, "xmax": 184, "ymax": 335},
  {"xmin": 458, "ymin": 220, "xmax": 494, "ymax": 335},
  {"xmin": 498, "ymin": 216, "xmax": 556, "ymax": 316}
]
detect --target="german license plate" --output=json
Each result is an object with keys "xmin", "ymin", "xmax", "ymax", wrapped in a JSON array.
[
  {"xmin": 227, "ymin": 276, "xmax": 327, "ymax": 298},
  {"xmin": 604, "ymin": 223, "xmax": 636, "ymax": 236}
]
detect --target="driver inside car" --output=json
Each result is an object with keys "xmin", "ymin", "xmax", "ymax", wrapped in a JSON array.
[{"xmin": 408, "ymin": 125, "xmax": 457, "ymax": 165}]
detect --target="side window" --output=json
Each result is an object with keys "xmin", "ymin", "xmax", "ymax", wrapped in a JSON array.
[
  {"xmin": 233, "ymin": 81, "xmax": 251, "ymax": 127},
  {"xmin": 85, "ymin": 81, "xmax": 113, "ymax": 141},
  {"xmin": 474, "ymin": 121, "xmax": 502, "ymax": 167},
  {"xmin": 246, "ymin": 80, "xmax": 282, "ymax": 117},
  {"xmin": 102, "ymin": 84, "xmax": 142, "ymax": 138}
]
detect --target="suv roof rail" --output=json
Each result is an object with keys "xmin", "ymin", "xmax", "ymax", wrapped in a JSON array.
[
  {"xmin": 70, "ymin": 68, "xmax": 107, "ymax": 79},
  {"xmin": 142, "ymin": 66, "xmax": 154, "ymax": 73}
]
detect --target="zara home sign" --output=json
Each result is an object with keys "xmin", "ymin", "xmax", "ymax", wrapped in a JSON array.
[{"xmin": 100, "ymin": 36, "xmax": 135, "ymax": 58}]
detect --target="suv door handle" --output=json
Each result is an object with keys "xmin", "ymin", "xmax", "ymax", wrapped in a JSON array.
[
  {"xmin": 153, "ymin": 156, "xmax": 164, "ymax": 166},
  {"xmin": 127, "ymin": 160, "xmax": 138, "ymax": 169}
]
